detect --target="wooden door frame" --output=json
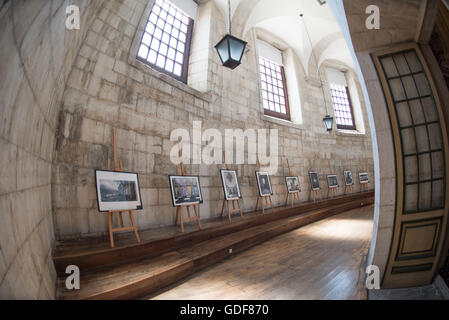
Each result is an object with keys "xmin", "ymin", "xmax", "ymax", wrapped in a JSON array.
[{"xmin": 371, "ymin": 42, "xmax": 449, "ymax": 288}]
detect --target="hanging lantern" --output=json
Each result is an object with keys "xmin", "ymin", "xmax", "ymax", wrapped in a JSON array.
[
  {"xmin": 215, "ymin": 0, "xmax": 247, "ymax": 70},
  {"xmin": 322, "ymin": 115, "xmax": 334, "ymax": 132},
  {"xmin": 215, "ymin": 35, "xmax": 247, "ymax": 70}
]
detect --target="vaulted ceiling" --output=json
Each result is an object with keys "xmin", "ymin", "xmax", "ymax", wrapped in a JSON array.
[{"xmin": 212, "ymin": 0, "xmax": 355, "ymax": 74}]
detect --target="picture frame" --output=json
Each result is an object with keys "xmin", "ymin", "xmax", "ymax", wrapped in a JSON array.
[
  {"xmin": 255, "ymin": 171, "xmax": 273, "ymax": 197},
  {"xmin": 169, "ymin": 175, "xmax": 203, "ymax": 207},
  {"xmin": 285, "ymin": 176, "xmax": 301, "ymax": 194},
  {"xmin": 359, "ymin": 172, "xmax": 370, "ymax": 184},
  {"xmin": 327, "ymin": 174, "xmax": 339, "ymax": 189},
  {"xmin": 220, "ymin": 170, "xmax": 242, "ymax": 200},
  {"xmin": 95, "ymin": 170, "xmax": 143, "ymax": 212},
  {"xmin": 309, "ymin": 172, "xmax": 321, "ymax": 191},
  {"xmin": 344, "ymin": 171, "xmax": 354, "ymax": 186}
]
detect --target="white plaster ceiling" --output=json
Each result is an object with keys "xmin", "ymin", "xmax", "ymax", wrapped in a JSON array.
[
  {"xmin": 213, "ymin": 0, "xmax": 241, "ymax": 23},
  {"xmin": 213, "ymin": 0, "xmax": 355, "ymax": 73}
]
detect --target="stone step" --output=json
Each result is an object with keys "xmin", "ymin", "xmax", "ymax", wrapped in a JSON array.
[
  {"xmin": 53, "ymin": 192, "xmax": 374, "ymax": 276},
  {"xmin": 57, "ymin": 195, "xmax": 374, "ymax": 300}
]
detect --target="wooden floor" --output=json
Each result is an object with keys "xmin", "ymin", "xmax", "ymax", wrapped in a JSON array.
[{"xmin": 150, "ymin": 205, "xmax": 374, "ymax": 300}]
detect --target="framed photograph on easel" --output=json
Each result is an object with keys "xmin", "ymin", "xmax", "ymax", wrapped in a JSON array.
[
  {"xmin": 98, "ymin": 128, "xmax": 141, "ymax": 248},
  {"xmin": 285, "ymin": 176, "xmax": 301, "ymax": 194},
  {"xmin": 284, "ymin": 159, "xmax": 301, "ymax": 208},
  {"xmin": 326, "ymin": 174, "xmax": 339, "ymax": 198},
  {"xmin": 309, "ymin": 171, "xmax": 322, "ymax": 202},
  {"xmin": 254, "ymin": 157, "xmax": 275, "ymax": 214},
  {"xmin": 220, "ymin": 170, "xmax": 242, "ymax": 200},
  {"xmin": 359, "ymin": 172, "xmax": 370, "ymax": 192},
  {"xmin": 95, "ymin": 170, "xmax": 143, "ymax": 212},
  {"xmin": 309, "ymin": 172, "xmax": 320, "ymax": 191},
  {"xmin": 344, "ymin": 171, "xmax": 354, "ymax": 186},
  {"xmin": 255, "ymin": 171, "xmax": 273, "ymax": 196},
  {"xmin": 359, "ymin": 172, "xmax": 369, "ymax": 184},
  {"xmin": 171, "ymin": 147, "xmax": 203, "ymax": 233},
  {"xmin": 169, "ymin": 175, "xmax": 203, "ymax": 207},
  {"xmin": 327, "ymin": 174, "xmax": 339, "ymax": 189},
  {"xmin": 344, "ymin": 170, "xmax": 355, "ymax": 194}
]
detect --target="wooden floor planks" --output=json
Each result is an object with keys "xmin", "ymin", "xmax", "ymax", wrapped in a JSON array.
[{"xmin": 151, "ymin": 205, "xmax": 374, "ymax": 300}]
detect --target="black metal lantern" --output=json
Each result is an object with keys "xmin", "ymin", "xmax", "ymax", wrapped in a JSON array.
[
  {"xmin": 323, "ymin": 115, "xmax": 334, "ymax": 132},
  {"xmin": 215, "ymin": 0, "xmax": 247, "ymax": 70},
  {"xmin": 215, "ymin": 35, "xmax": 247, "ymax": 70}
]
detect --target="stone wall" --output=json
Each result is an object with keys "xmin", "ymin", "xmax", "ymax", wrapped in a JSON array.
[
  {"xmin": 343, "ymin": 0, "xmax": 422, "ymax": 52},
  {"xmin": 0, "ymin": 0, "xmax": 104, "ymax": 299},
  {"xmin": 52, "ymin": 0, "xmax": 375, "ymax": 240}
]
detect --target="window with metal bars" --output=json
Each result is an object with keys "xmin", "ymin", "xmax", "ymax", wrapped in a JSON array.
[
  {"xmin": 137, "ymin": 0, "xmax": 194, "ymax": 83},
  {"xmin": 259, "ymin": 56, "xmax": 290, "ymax": 120},
  {"xmin": 330, "ymin": 83, "xmax": 356, "ymax": 130}
]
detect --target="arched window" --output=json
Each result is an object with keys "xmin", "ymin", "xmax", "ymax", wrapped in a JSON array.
[{"xmin": 137, "ymin": 0, "xmax": 195, "ymax": 83}]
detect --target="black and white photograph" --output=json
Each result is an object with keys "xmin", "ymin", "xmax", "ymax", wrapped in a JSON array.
[
  {"xmin": 220, "ymin": 170, "xmax": 242, "ymax": 200},
  {"xmin": 95, "ymin": 170, "xmax": 143, "ymax": 212},
  {"xmin": 359, "ymin": 173, "xmax": 370, "ymax": 184},
  {"xmin": 327, "ymin": 175, "xmax": 339, "ymax": 188},
  {"xmin": 344, "ymin": 171, "xmax": 354, "ymax": 186},
  {"xmin": 256, "ymin": 171, "xmax": 273, "ymax": 196},
  {"xmin": 169, "ymin": 175, "xmax": 203, "ymax": 206},
  {"xmin": 285, "ymin": 176, "xmax": 301, "ymax": 194},
  {"xmin": 309, "ymin": 172, "xmax": 321, "ymax": 191}
]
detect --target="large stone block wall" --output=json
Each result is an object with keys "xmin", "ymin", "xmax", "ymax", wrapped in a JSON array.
[
  {"xmin": 52, "ymin": 0, "xmax": 375, "ymax": 240},
  {"xmin": 0, "ymin": 0, "xmax": 104, "ymax": 299}
]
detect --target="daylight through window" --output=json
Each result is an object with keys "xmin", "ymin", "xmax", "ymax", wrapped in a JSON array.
[
  {"xmin": 259, "ymin": 56, "xmax": 290, "ymax": 120},
  {"xmin": 330, "ymin": 83, "xmax": 356, "ymax": 130},
  {"xmin": 137, "ymin": 0, "xmax": 194, "ymax": 83}
]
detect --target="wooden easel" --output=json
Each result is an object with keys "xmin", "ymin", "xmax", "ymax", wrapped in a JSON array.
[
  {"xmin": 284, "ymin": 159, "xmax": 301, "ymax": 208},
  {"xmin": 311, "ymin": 187, "xmax": 322, "ymax": 203},
  {"xmin": 360, "ymin": 172, "xmax": 369, "ymax": 193},
  {"xmin": 310, "ymin": 155, "xmax": 322, "ymax": 203},
  {"xmin": 344, "ymin": 170, "xmax": 355, "ymax": 195},
  {"xmin": 360, "ymin": 160, "xmax": 370, "ymax": 193},
  {"xmin": 326, "ymin": 160, "xmax": 339, "ymax": 199},
  {"xmin": 255, "ymin": 158, "xmax": 275, "ymax": 214},
  {"xmin": 174, "ymin": 147, "xmax": 202, "ymax": 233},
  {"xmin": 220, "ymin": 153, "xmax": 243, "ymax": 223},
  {"xmin": 360, "ymin": 183, "xmax": 369, "ymax": 192},
  {"xmin": 106, "ymin": 128, "xmax": 141, "ymax": 248}
]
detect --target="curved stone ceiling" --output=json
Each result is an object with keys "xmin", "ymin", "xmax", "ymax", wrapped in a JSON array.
[{"xmin": 213, "ymin": 0, "xmax": 355, "ymax": 74}]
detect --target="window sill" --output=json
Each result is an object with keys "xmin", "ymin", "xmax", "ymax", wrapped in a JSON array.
[
  {"xmin": 129, "ymin": 58, "xmax": 213, "ymax": 103},
  {"xmin": 336, "ymin": 129, "xmax": 366, "ymax": 137},
  {"xmin": 263, "ymin": 115, "xmax": 303, "ymax": 129}
]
